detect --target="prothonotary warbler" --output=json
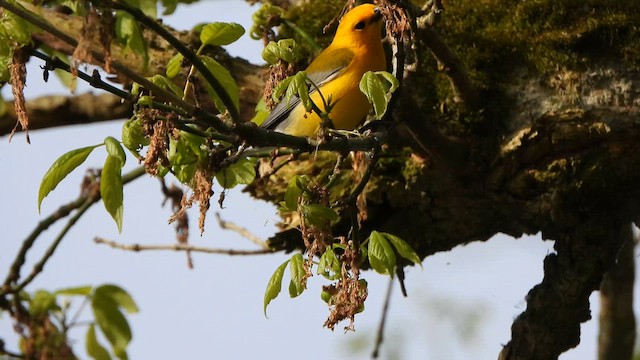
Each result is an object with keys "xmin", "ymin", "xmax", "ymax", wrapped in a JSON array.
[{"xmin": 261, "ymin": 3, "xmax": 387, "ymax": 137}]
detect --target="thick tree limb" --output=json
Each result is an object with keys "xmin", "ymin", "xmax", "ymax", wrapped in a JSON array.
[
  {"xmin": 499, "ymin": 222, "xmax": 629, "ymax": 359},
  {"xmin": 598, "ymin": 229, "xmax": 636, "ymax": 360},
  {"xmin": 0, "ymin": 93, "xmax": 131, "ymax": 136}
]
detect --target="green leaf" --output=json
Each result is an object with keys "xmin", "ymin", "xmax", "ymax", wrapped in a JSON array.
[
  {"xmin": 263, "ymin": 259, "xmax": 289, "ymax": 317},
  {"xmin": 94, "ymin": 285, "xmax": 138, "ymax": 314},
  {"xmin": 168, "ymin": 131, "xmax": 206, "ymax": 165},
  {"xmin": 320, "ymin": 289, "xmax": 333, "ymax": 304},
  {"xmin": 200, "ymin": 22, "xmax": 245, "ymax": 46},
  {"xmin": 122, "ymin": 116, "xmax": 149, "ymax": 157},
  {"xmin": 160, "ymin": 0, "xmax": 178, "ymax": 15},
  {"xmin": 271, "ymin": 76, "xmax": 294, "ymax": 103},
  {"xmin": 115, "ymin": 11, "xmax": 148, "ymax": 69},
  {"xmin": 138, "ymin": 0, "xmax": 157, "ymax": 18},
  {"xmin": 86, "ymin": 324, "xmax": 113, "ymax": 360},
  {"xmin": 0, "ymin": 11, "xmax": 32, "ymax": 46},
  {"xmin": 288, "ymin": 253, "xmax": 306, "ymax": 298},
  {"xmin": 283, "ymin": 175, "xmax": 302, "ymax": 211},
  {"xmin": 104, "ymin": 136, "xmax": 126, "ymax": 166},
  {"xmin": 262, "ymin": 39, "xmax": 299, "ymax": 65},
  {"xmin": 55, "ymin": 285, "xmax": 93, "ymax": 296},
  {"xmin": 91, "ymin": 293, "xmax": 131, "ymax": 360},
  {"xmin": 367, "ymin": 231, "xmax": 397, "ymax": 275},
  {"xmin": 383, "ymin": 232, "xmax": 422, "ymax": 268},
  {"xmin": 359, "ymin": 71, "xmax": 389, "ymax": 120},
  {"xmin": 290, "ymin": 71, "xmax": 311, "ymax": 111},
  {"xmin": 0, "ymin": 93, "xmax": 6, "ymax": 117},
  {"xmin": 149, "ymin": 74, "xmax": 183, "ymax": 96},
  {"xmin": 215, "ymin": 157, "xmax": 256, "ymax": 189},
  {"xmin": 317, "ymin": 247, "xmax": 341, "ymax": 280},
  {"xmin": 38, "ymin": 145, "xmax": 100, "ymax": 213},
  {"xmin": 166, "ymin": 53, "xmax": 183, "ymax": 79},
  {"xmin": 250, "ymin": 97, "xmax": 269, "ymax": 126},
  {"xmin": 374, "ymin": 71, "xmax": 400, "ymax": 94},
  {"xmin": 101, "ymin": 155, "xmax": 124, "ymax": 233},
  {"xmin": 29, "ymin": 290, "xmax": 58, "ymax": 317},
  {"xmin": 0, "ymin": 41, "xmax": 9, "ymax": 82},
  {"xmin": 199, "ymin": 55, "xmax": 239, "ymax": 113},
  {"xmin": 271, "ymin": 71, "xmax": 313, "ymax": 112},
  {"xmin": 301, "ymin": 204, "xmax": 338, "ymax": 227}
]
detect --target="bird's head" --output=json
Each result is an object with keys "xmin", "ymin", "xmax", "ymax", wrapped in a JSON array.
[{"xmin": 332, "ymin": 3, "xmax": 384, "ymax": 49}]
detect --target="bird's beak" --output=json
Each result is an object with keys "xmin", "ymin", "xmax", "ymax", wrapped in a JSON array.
[{"xmin": 371, "ymin": 7, "xmax": 383, "ymax": 23}]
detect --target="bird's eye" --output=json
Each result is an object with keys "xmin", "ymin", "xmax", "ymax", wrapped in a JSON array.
[{"xmin": 354, "ymin": 21, "xmax": 366, "ymax": 30}]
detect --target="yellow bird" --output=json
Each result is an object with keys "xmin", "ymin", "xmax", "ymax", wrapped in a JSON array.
[{"xmin": 261, "ymin": 3, "xmax": 386, "ymax": 137}]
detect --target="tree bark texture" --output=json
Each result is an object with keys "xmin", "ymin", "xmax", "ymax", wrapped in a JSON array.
[
  {"xmin": 4, "ymin": 0, "xmax": 639, "ymax": 359},
  {"xmin": 598, "ymin": 228, "xmax": 636, "ymax": 360}
]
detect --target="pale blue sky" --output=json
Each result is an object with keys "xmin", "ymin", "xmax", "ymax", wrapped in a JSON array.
[{"xmin": 1, "ymin": 1, "xmax": 636, "ymax": 359}]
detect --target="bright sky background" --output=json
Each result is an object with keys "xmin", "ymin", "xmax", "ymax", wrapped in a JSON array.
[{"xmin": 1, "ymin": 1, "xmax": 638, "ymax": 359}]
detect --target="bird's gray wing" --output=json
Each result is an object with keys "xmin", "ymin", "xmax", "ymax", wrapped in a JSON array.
[{"xmin": 260, "ymin": 65, "xmax": 348, "ymax": 131}]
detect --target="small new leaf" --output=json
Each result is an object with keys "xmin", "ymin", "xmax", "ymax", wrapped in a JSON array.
[
  {"xmin": 115, "ymin": 12, "xmax": 148, "ymax": 69},
  {"xmin": 86, "ymin": 324, "xmax": 112, "ymax": 360},
  {"xmin": 359, "ymin": 71, "xmax": 399, "ymax": 119},
  {"xmin": 94, "ymin": 285, "xmax": 139, "ymax": 314},
  {"xmin": 290, "ymin": 71, "xmax": 312, "ymax": 112},
  {"xmin": 317, "ymin": 247, "xmax": 340, "ymax": 280},
  {"xmin": 1, "ymin": 11, "xmax": 32, "ymax": 45},
  {"xmin": 301, "ymin": 204, "xmax": 338, "ymax": 227},
  {"xmin": 200, "ymin": 22, "xmax": 245, "ymax": 46},
  {"xmin": 104, "ymin": 136, "xmax": 126, "ymax": 166},
  {"xmin": 263, "ymin": 259, "xmax": 290, "ymax": 317},
  {"xmin": 166, "ymin": 53, "xmax": 183, "ymax": 79},
  {"xmin": 262, "ymin": 39, "xmax": 299, "ymax": 65},
  {"xmin": 91, "ymin": 294, "xmax": 131, "ymax": 360},
  {"xmin": 101, "ymin": 155, "xmax": 124, "ymax": 233},
  {"xmin": 283, "ymin": 175, "xmax": 302, "ymax": 211},
  {"xmin": 149, "ymin": 74, "xmax": 183, "ymax": 96},
  {"xmin": 383, "ymin": 232, "xmax": 422, "ymax": 268},
  {"xmin": 122, "ymin": 116, "xmax": 149, "ymax": 158},
  {"xmin": 368, "ymin": 231, "xmax": 397, "ymax": 275},
  {"xmin": 91, "ymin": 285, "xmax": 136, "ymax": 360},
  {"xmin": 199, "ymin": 55, "xmax": 240, "ymax": 113},
  {"xmin": 38, "ymin": 145, "xmax": 100, "ymax": 213},
  {"xmin": 288, "ymin": 253, "xmax": 306, "ymax": 298},
  {"xmin": 29, "ymin": 290, "xmax": 58, "ymax": 317},
  {"xmin": 55, "ymin": 285, "xmax": 93, "ymax": 296},
  {"xmin": 215, "ymin": 158, "xmax": 256, "ymax": 189},
  {"xmin": 138, "ymin": 0, "xmax": 158, "ymax": 18}
]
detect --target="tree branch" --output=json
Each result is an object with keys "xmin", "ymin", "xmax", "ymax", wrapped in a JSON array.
[
  {"xmin": 93, "ymin": 237, "xmax": 275, "ymax": 255},
  {"xmin": 499, "ymin": 221, "xmax": 629, "ymax": 360},
  {"xmin": 0, "ymin": 93, "xmax": 131, "ymax": 136},
  {"xmin": 215, "ymin": 212, "xmax": 268, "ymax": 249},
  {"xmin": 598, "ymin": 227, "xmax": 636, "ymax": 360}
]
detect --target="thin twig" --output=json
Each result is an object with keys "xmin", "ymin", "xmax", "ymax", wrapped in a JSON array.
[
  {"xmin": 0, "ymin": 0, "xmax": 228, "ymax": 132},
  {"xmin": 0, "ymin": 348, "xmax": 25, "ymax": 359},
  {"xmin": 31, "ymin": 50, "xmax": 132, "ymax": 101},
  {"xmin": 416, "ymin": 24, "xmax": 479, "ymax": 108},
  {"xmin": 215, "ymin": 213, "xmax": 269, "ymax": 249},
  {"xmin": 15, "ymin": 198, "xmax": 94, "ymax": 292},
  {"xmin": 2, "ymin": 196, "xmax": 87, "ymax": 290},
  {"xmin": 109, "ymin": 0, "xmax": 240, "ymax": 123},
  {"xmin": 94, "ymin": 238, "xmax": 275, "ymax": 255},
  {"xmin": 372, "ymin": 276, "xmax": 394, "ymax": 359},
  {"xmin": 1, "ymin": 167, "xmax": 146, "ymax": 295},
  {"xmin": 348, "ymin": 141, "xmax": 381, "ymax": 204}
]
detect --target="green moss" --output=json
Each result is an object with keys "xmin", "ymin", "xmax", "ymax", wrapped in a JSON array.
[
  {"xmin": 440, "ymin": 0, "xmax": 640, "ymax": 78},
  {"xmin": 280, "ymin": 0, "xmax": 346, "ymax": 61}
]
